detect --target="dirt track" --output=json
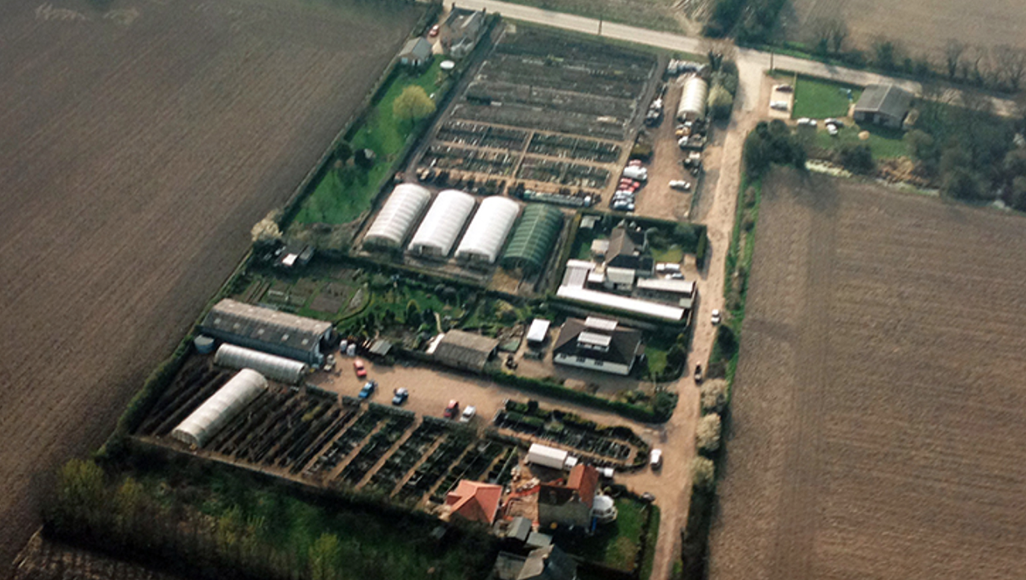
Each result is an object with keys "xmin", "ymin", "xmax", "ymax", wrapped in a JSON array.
[
  {"xmin": 709, "ymin": 170, "xmax": 1026, "ymax": 580},
  {"xmin": 0, "ymin": 0, "xmax": 418, "ymax": 573}
]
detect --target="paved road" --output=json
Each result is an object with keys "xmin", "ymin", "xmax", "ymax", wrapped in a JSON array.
[{"xmin": 453, "ymin": 0, "xmax": 1018, "ymax": 116}]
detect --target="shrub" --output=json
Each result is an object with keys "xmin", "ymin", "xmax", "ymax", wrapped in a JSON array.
[
  {"xmin": 700, "ymin": 380, "xmax": 729, "ymax": 414},
  {"xmin": 696, "ymin": 414, "xmax": 722, "ymax": 453},
  {"xmin": 838, "ymin": 143, "xmax": 875, "ymax": 174},
  {"xmin": 708, "ymin": 84, "xmax": 735, "ymax": 120},
  {"xmin": 691, "ymin": 457, "xmax": 716, "ymax": 491}
]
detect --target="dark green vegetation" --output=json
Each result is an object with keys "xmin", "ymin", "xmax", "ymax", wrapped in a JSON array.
[
  {"xmin": 552, "ymin": 497, "xmax": 656, "ymax": 572},
  {"xmin": 704, "ymin": 0, "xmax": 785, "ymax": 44},
  {"xmin": 293, "ymin": 59, "xmax": 448, "ymax": 227},
  {"xmin": 905, "ymin": 97, "xmax": 1026, "ymax": 207},
  {"xmin": 743, "ymin": 120, "xmax": 807, "ymax": 179},
  {"xmin": 47, "ymin": 455, "xmax": 497, "ymax": 580},
  {"xmin": 708, "ymin": 58, "xmax": 740, "ymax": 121}
]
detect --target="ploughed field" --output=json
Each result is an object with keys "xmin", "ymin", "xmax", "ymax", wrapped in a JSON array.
[
  {"xmin": 0, "ymin": 0, "xmax": 418, "ymax": 571},
  {"xmin": 709, "ymin": 170, "xmax": 1026, "ymax": 580},
  {"xmin": 782, "ymin": 0, "xmax": 1026, "ymax": 57}
]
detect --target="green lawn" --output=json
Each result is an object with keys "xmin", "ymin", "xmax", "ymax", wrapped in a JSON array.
[
  {"xmin": 294, "ymin": 59, "xmax": 446, "ymax": 225},
  {"xmin": 791, "ymin": 75, "xmax": 862, "ymax": 120},
  {"xmin": 553, "ymin": 498, "xmax": 648, "ymax": 571},
  {"xmin": 650, "ymin": 244, "xmax": 684, "ymax": 264},
  {"xmin": 809, "ymin": 124, "xmax": 907, "ymax": 159}
]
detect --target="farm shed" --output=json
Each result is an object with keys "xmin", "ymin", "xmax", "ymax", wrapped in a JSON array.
[
  {"xmin": 399, "ymin": 37, "xmax": 433, "ymax": 67},
  {"xmin": 526, "ymin": 319, "xmax": 551, "ymax": 345},
  {"xmin": 408, "ymin": 189, "xmax": 476, "ymax": 258},
  {"xmin": 556, "ymin": 285, "xmax": 686, "ymax": 322},
  {"xmin": 429, "ymin": 329, "xmax": 499, "ymax": 372},
  {"xmin": 501, "ymin": 204, "xmax": 564, "ymax": 273},
  {"xmin": 363, "ymin": 183, "xmax": 432, "ymax": 249},
  {"xmin": 677, "ymin": 76, "xmax": 708, "ymax": 122},
  {"xmin": 853, "ymin": 84, "xmax": 913, "ymax": 128},
  {"xmin": 455, "ymin": 196, "xmax": 521, "ymax": 264},
  {"xmin": 636, "ymin": 278, "xmax": 697, "ymax": 309},
  {"xmin": 200, "ymin": 299, "xmax": 334, "ymax": 365},
  {"xmin": 213, "ymin": 344, "xmax": 309, "ymax": 384},
  {"xmin": 170, "ymin": 369, "xmax": 268, "ymax": 448}
]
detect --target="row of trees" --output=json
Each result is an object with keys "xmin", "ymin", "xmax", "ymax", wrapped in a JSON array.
[
  {"xmin": 47, "ymin": 459, "xmax": 497, "ymax": 580},
  {"xmin": 743, "ymin": 120, "xmax": 808, "ymax": 178},
  {"xmin": 704, "ymin": 0, "xmax": 786, "ymax": 45}
]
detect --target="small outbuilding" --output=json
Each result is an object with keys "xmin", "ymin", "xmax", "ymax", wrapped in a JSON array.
[
  {"xmin": 429, "ymin": 329, "xmax": 499, "ymax": 373},
  {"xmin": 399, "ymin": 37, "xmax": 433, "ymax": 68},
  {"xmin": 853, "ymin": 84, "xmax": 913, "ymax": 128},
  {"xmin": 526, "ymin": 319, "xmax": 551, "ymax": 346}
]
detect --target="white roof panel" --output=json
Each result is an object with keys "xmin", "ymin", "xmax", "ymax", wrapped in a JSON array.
[
  {"xmin": 556, "ymin": 286, "xmax": 686, "ymax": 321},
  {"xmin": 455, "ymin": 197, "xmax": 521, "ymax": 263},
  {"xmin": 364, "ymin": 183, "xmax": 432, "ymax": 248},
  {"xmin": 170, "ymin": 369, "xmax": 268, "ymax": 448},
  {"xmin": 408, "ymin": 189, "xmax": 476, "ymax": 256},
  {"xmin": 527, "ymin": 319, "xmax": 551, "ymax": 343},
  {"xmin": 584, "ymin": 317, "xmax": 618, "ymax": 331}
]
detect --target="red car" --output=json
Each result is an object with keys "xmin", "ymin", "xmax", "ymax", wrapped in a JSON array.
[
  {"xmin": 444, "ymin": 400, "xmax": 459, "ymax": 419},
  {"xmin": 353, "ymin": 359, "xmax": 367, "ymax": 378},
  {"xmin": 428, "ymin": 24, "xmax": 440, "ymax": 37}
]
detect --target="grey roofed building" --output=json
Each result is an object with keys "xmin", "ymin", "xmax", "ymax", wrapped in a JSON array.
[
  {"xmin": 399, "ymin": 37, "xmax": 433, "ymax": 67},
  {"xmin": 493, "ymin": 545, "xmax": 578, "ymax": 580},
  {"xmin": 200, "ymin": 299, "xmax": 334, "ymax": 365},
  {"xmin": 431, "ymin": 330, "xmax": 499, "ymax": 373},
  {"xmin": 853, "ymin": 84, "xmax": 913, "ymax": 128},
  {"xmin": 552, "ymin": 317, "xmax": 642, "ymax": 376},
  {"xmin": 441, "ymin": 7, "xmax": 485, "ymax": 58},
  {"xmin": 605, "ymin": 224, "xmax": 652, "ymax": 273}
]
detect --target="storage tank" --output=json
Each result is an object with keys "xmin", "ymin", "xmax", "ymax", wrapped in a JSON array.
[
  {"xmin": 193, "ymin": 335, "xmax": 216, "ymax": 354},
  {"xmin": 677, "ymin": 76, "xmax": 709, "ymax": 122},
  {"xmin": 213, "ymin": 344, "xmax": 308, "ymax": 384}
]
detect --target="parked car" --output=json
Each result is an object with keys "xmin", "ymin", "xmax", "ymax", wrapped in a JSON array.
[
  {"xmin": 428, "ymin": 24, "xmax": 440, "ymax": 37},
  {"xmin": 694, "ymin": 364, "xmax": 704, "ymax": 383},
  {"xmin": 628, "ymin": 159, "xmax": 644, "ymax": 167},
  {"xmin": 650, "ymin": 449, "xmax": 663, "ymax": 469},
  {"xmin": 460, "ymin": 406, "xmax": 477, "ymax": 423},
  {"xmin": 444, "ymin": 400, "xmax": 460, "ymax": 419},
  {"xmin": 640, "ymin": 492, "xmax": 656, "ymax": 503},
  {"xmin": 353, "ymin": 359, "xmax": 367, "ymax": 378},
  {"xmin": 669, "ymin": 180, "xmax": 691, "ymax": 191},
  {"xmin": 711, "ymin": 308, "xmax": 722, "ymax": 325},
  {"xmin": 797, "ymin": 117, "xmax": 818, "ymax": 127},
  {"xmin": 774, "ymin": 83, "xmax": 794, "ymax": 93},
  {"xmin": 827, "ymin": 123, "xmax": 839, "ymax": 136},
  {"xmin": 392, "ymin": 388, "xmax": 409, "ymax": 406},
  {"xmin": 770, "ymin": 100, "xmax": 789, "ymax": 111},
  {"xmin": 358, "ymin": 380, "xmax": 377, "ymax": 400},
  {"xmin": 824, "ymin": 118, "xmax": 844, "ymax": 128}
]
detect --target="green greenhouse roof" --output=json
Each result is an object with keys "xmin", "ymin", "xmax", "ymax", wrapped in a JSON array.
[{"xmin": 501, "ymin": 204, "xmax": 563, "ymax": 272}]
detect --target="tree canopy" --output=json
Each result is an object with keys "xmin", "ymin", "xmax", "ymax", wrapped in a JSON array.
[{"xmin": 392, "ymin": 86, "xmax": 436, "ymax": 125}]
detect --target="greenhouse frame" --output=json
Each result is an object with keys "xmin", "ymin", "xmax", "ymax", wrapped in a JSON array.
[
  {"xmin": 170, "ymin": 369, "xmax": 268, "ymax": 448},
  {"xmin": 454, "ymin": 196, "xmax": 520, "ymax": 264},
  {"xmin": 213, "ymin": 343, "xmax": 309, "ymax": 384},
  {"xmin": 363, "ymin": 183, "xmax": 431, "ymax": 249},
  {"xmin": 408, "ymin": 189, "xmax": 476, "ymax": 258},
  {"xmin": 500, "ymin": 204, "xmax": 564, "ymax": 273}
]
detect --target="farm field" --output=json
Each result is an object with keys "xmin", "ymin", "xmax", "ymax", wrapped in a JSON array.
[
  {"xmin": 0, "ymin": 0, "xmax": 418, "ymax": 571},
  {"xmin": 708, "ymin": 169, "xmax": 1026, "ymax": 580},
  {"xmin": 782, "ymin": 0, "xmax": 1026, "ymax": 57},
  {"xmin": 500, "ymin": 0, "xmax": 695, "ymax": 34}
]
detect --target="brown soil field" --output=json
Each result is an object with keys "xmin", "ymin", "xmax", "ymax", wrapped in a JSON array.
[
  {"xmin": 708, "ymin": 170, "xmax": 1026, "ymax": 580},
  {"xmin": 13, "ymin": 533, "xmax": 185, "ymax": 580},
  {"xmin": 0, "ymin": 0, "xmax": 418, "ymax": 573},
  {"xmin": 781, "ymin": 0, "xmax": 1026, "ymax": 58}
]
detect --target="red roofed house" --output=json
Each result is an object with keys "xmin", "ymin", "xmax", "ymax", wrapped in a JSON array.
[
  {"xmin": 538, "ymin": 464, "xmax": 599, "ymax": 528},
  {"xmin": 445, "ymin": 480, "xmax": 503, "ymax": 525}
]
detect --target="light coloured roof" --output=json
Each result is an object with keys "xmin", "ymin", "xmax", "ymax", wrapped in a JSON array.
[
  {"xmin": 605, "ymin": 267, "xmax": 636, "ymax": 285},
  {"xmin": 408, "ymin": 189, "xmax": 476, "ymax": 257},
  {"xmin": 526, "ymin": 319, "xmax": 551, "ymax": 343},
  {"xmin": 561, "ymin": 260, "xmax": 596, "ymax": 289},
  {"xmin": 584, "ymin": 317, "xmax": 618, "ymax": 331},
  {"xmin": 364, "ymin": 183, "xmax": 431, "ymax": 248},
  {"xmin": 202, "ymin": 299, "xmax": 331, "ymax": 353},
  {"xmin": 170, "ymin": 369, "xmax": 267, "ymax": 447},
  {"xmin": 213, "ymin": 344, "xmax": 308, "ymax": 384},
  {"xmin": 456, "ymin": 196, "xmax": 521, "ymax": 263},
  {"xmin": 678, "ymin": 75, "xmax": 708, "ymax": 119},
  {"xmin": 636, "ymin": 278, "xmax": 696, "ymax": 295},
  {"xmin": 578, "ymin": 331, "xmax": 612, "ymax": 348},
  {"xmin": 556, "ymin": 286, "xmax": 685, "ymax": 321},
  {"xmin": 433, "ymin": 330, "xmax": 499, "ymax": 371}
]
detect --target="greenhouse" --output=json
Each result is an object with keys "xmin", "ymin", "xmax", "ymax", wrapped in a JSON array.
[
  {"xmin": 454, "ymin": 196, "xmax": 520, "ymax": 264},
  {"xmin": 213, "ymin": 343, "xmax": 309, "ymax": 384},
  {"xmin": 170, "ymin": 369, "xmax": 268, "ymax": 448},
  {"xmin": 408, "ymin": 189, "xmax": 476, "ymax": 258},
  {"xmin": 363, "ymin": 183, "xmax": 432, "ymax": 249},
  {"xmin": 500, "ymin": 204, "xmax": 564, "ymax": 273},
  {"xmin": 677, "ymin": 76, "xmax": 708, "ymax": 122}
]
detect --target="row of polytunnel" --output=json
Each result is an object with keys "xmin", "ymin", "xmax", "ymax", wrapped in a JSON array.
[{"xmin": 363, "ymin": 184, "xmax": 523, "ymax": 264}]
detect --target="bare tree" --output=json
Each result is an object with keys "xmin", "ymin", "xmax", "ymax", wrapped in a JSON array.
[
  {"xmin": 992, "ymin": 45, "xmax": 1026, "ymax": 92},
  {"xmin": 944, "ymin": 39, "xmax": 966, "ymax": 79},
  {"xmin": 827, "ymin": 18, "xmax": 848, "ymax": 54},
  {"xmin": 961, "ymin": 44, "xmax": 991, "ymax": 86}
]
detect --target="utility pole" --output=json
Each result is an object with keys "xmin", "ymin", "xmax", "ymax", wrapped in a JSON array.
[
  {"xmin": 598, "ymin": 17, "xmax": 603, "ymax": 36},
  {"xmin": 770, "ymin": 49, "xmax": 775, "ymax": 72}
]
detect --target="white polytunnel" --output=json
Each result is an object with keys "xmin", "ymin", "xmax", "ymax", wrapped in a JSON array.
[
  {"xmin": 407, "ymin": 189, "xmax": 476, "ymax": 258},
  {"xmin": 170, "ymin": 369, "xmax": 268, "ymax": 448},
  {"xmin": 213, "ymin": 343, "xmax": 309, "ymax": 384},
  {"xmin": 363, "ymin": 183, "xmax": 432, "ymax": 248},
  {"xmin": 677, "ymin": 76, "xmax": 708, "ymax": 122},
  {"xmin": 455, "ymin": 196, "xmax": 521, "ymax": 264}
]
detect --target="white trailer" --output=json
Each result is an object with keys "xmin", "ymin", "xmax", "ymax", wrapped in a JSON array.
[{"xmin": 527, "ymin": 443, "xmax": 577, "ymax": 470}]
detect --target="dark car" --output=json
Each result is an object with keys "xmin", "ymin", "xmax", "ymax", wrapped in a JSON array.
[
  {"xmin": 694, "ymin": 364, "xmax": 703, "ymax": 383},
  {"xmin": 358, "ymin": 380, "xmax": 377, "ymax": 400},
  {"xmin": 392, "ymin": 388, "xmax": 409, "ymax": 406}
]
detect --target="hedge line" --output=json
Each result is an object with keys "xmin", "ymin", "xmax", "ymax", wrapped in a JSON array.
[{"xmin": 484, "ymin": 369, "xmax": 671, "ymax": 423}]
